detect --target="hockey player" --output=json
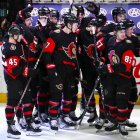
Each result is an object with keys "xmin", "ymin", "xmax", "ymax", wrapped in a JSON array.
[
  {"xmin": 123, "ymin": 19, "xmax": 139, "ymax": 131},
  {"xmin": 77, "ymin": 14, "xmax": 107, "ymax": 126},
  {"xmin": 16, "ymin": 6, "xmax": 44, "ymax": 129},
  {"xmin": 37, "ymin": 6, "xmax": 50, "ymax": 30},
  {"xmin": 49, "ymin": 10, "xmax": 59, "ymax": 24},
  {"xmin": 97, "ymin": 22, "xmax": 136, "ymax": 136},
  {"xmin": 42, "ymin": 13, "xmax": 79, "ymax": 133},
  {"xmin": 112, "ymin": 7, "xmax": 126, "ymax": 23},
  {"xmin": 1, "ymin": 25, "xmax": 41, "ymax": 139},
  {"xmin": 36, "ymin": 6, "xmax": 52, "ymax": 127},
  {"xmin": 75, "ymin": 5, "xmax": 85, "ymax": 24},
  {"xmin": 47, "ymin": 9, "xmax": 60, "ymax": 31}
]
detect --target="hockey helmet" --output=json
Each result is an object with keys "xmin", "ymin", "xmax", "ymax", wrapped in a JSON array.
[
  {"xmin": 38, "ymin": 6, "xmax": 50, "ymax": 17},
  {"xmin": 96, "ymin": 14, "xmax": 107, "ymax": 26},
  {"xmin": 88, "ymin": 15, "xmax": 106, "ymax": 27},
  {"xmin": 75, "ymin": 5, "xmax": 85, "ymax": 15},
  {"xmin": 112, "ymin": 7, "xmax": 126, "ymax": 18},
  {"xmin": 50, "ymin": 10, "xmax": 59, "ymax": 19},
  {"xmin": 8, "ymin": 25, "xmax": 21, "ymax": 37},
  {"xmin": 115, "ymin": 22, "xmax": 126, "ymax": 31},
  {"xmin": 122, "ymin": 19, "xmax": 135, "ymax": 29},
  {"xmin": 64, "ymin": 13, "xmax": 79, "ymax": 25}
]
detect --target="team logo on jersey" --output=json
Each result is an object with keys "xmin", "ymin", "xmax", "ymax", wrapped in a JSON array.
[
  {"xmin": 108, "ymin": 50, "xmax": 120, "ymax": 65},
  {"xmin": 31, "ymin": 8, "xmax": 38, "ymax": 17},
  {"xmin": 56, "ymin": 84, "xmax": 63, "ymax": 90},
  {"xmin": 137, "ymin": 21, "xmax": 140, "ymax": 29},
  {"xmin": 128, "ymin": 8, "xmax": 140, "ymax": 17},
  {"xmin": 83, "ymin": 44, "xmax": 95, "ymax": 59},
  {"xmin": 10, "ymin": 44, "xmax": 16, "ymax": 50},
  {"xmin": 100, "ymin": 8, "xmax": 107, "ymax": 16},
  {"xmin": 62, "ymin": 42, "xmax": 76, "ymax": 59}
]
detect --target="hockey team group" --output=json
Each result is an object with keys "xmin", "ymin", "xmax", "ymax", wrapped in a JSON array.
[{"xmin": 1, "ymin": 1, "xmax": 140, "ymax": 139}]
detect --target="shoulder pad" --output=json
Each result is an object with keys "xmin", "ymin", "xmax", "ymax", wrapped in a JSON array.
[
  {"xmin": 125, "ymin": 39, "xmax": 132, "ymax": 44},
  {"xmin": 54, "ymin": 29, "xmax": 61, "ymax": 33}
]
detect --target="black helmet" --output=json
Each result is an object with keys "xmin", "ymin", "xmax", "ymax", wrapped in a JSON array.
[
  {"xmin": 115, "ymin": 22, "xmax": 126, "ymax": 31},
  {"xmin": 50, "ymin": 10, "xmax": 59, "ymax": 19},
  {"xmin": 112, "ymin": 7, "xmax": 126, "ymax": 18},
  {"xmin": 96, "ymin": 14, "xmax": 107, "ymax": 26},
  {"xmin": 122, "ymin": 19, "xmax": 134, "ymax": 29},
  {"xmin": 88, "ymin": 16, "xmax": 106, "ymax": 27},
  {"xmin": 75, "ymin": 5, "xmax": 85, "ymax": 15},
  {"xmin": 64, "ymin": 13, "xmax": 79, "ymax": 25},
  {"xmin": 38, "ymin": 6, "xmax": 50, "ymax": 17},
  {"xmin": 8, "ymin": 25, "xmax": 20, "ymax": 37}
]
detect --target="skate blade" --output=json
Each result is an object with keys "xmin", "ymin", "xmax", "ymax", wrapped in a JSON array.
[
  {"xmin": 75, "ymin": 125, "xmax": 80, "ymax": 130},
  {"xmin": 20, "ymin": 128, "xmax": 26, "ymax": 132},
  {"xmin": 41, "ymin": 123, "xmax": 50, "ymax": 127},
  {"xmin": 120, "ymin": 134, "xmax": 129, "ymax": 139},
  {"xmin": 35, "ymin": 124, "xmax": 41, "ymax": 128},
  {"xmin": 46, "ymin": 129, "xmax": 58, "ymax": 135},
  {"xmin": 26, "ymin": 131, "xmax": 42, "ymax": 136},
  {"xmin": 7, "ymin": 134, "xmax": 20, "ymax": 139},
  {"xmin": 125, "ymin": 127, "xmax": 137, "ymax": 131},
  {"xmin": 96, "ymin": 129, "xmax": 104, "ymax": 133},
  {"xmin": 88, "ymin": 122, "xmax": 96, "ymax": 126},
  {"xmin": 60, "ymin": 124, "xmax": 76, "ymax": 130},
  {"xmin": 105, "ymin": 130, "xmax": 119, "ymax": 135}
]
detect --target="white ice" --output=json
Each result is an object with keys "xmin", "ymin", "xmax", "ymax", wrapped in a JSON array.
[{"xmin": 0, "ymin": 103, "xmax": 140, "ymax": 140}]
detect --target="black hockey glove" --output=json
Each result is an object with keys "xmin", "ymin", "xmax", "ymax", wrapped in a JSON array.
[
  {"xmin": 97, "ymin": 64, "xmax": 114, "ymax": 75},
  {"xmin": 23, "ymin": 67, "xmax": 38, "ymax": 77},
  {"xmin": 46, "ymin": 64, "xmax": 63, "ymax": 91},
  {"xmin": 46, "ymin": 64, "xmax": 58, "ymax": 79}
]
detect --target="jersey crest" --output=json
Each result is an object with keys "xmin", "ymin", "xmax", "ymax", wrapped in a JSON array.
[
  {"xmin": 108, "ymin": 50, "xmax": 120, "ymax": 65},
  {"xmin": 83, "ymin": 44, "xmax": 95, "ymax": 59},
  {"xmin": 62, "ymin": 42, "xmax": 76, "ymax": 59}
]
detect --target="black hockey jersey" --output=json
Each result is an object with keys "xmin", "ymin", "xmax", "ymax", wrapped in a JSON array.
[
  {"xmin": 78, "ymin": 28, "xmax": 96, "ymax": 67},
  {"xmin": 43, "ymin": 29, "xmax": 77, "ymax": 68}
]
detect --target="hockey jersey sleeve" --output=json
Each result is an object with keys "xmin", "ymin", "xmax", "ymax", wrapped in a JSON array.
[{"xmin": 42, "ymin": 33, "xmax": 56, "ymax": 67}]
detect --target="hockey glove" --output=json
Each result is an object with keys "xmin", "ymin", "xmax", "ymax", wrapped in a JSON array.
[
  {"xmin": 23, "ymin": 67, "xmax": 38, "ymax": 77},
  {"xmin": 97, "ymin": 64, "xmax": 114, "ymax": 75},
  {"xmin": 46, "ymin": 64, "xmax": 63, "ymax": 91}
]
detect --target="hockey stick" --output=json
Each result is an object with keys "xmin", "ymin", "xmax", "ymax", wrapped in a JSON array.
[
  {"xmin": 76, "ymin": 76, "xmax": 100, "ymax": 128},
  {"xmin": 75, "ymin": 30, "xmax": 101, "ymax": 125},
  {"xmin": 69, "ymin": 0, "xmax": 74, "ymax": 14},
  {"xmin": 11, "ymin": 42, "xmax": 48, "ymax": 124}
]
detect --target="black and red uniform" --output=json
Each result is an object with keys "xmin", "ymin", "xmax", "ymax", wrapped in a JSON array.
[
  {"xmin": 43, "ymin": 29, "xmax": 77, "ymax": 119},
  {"xmin": 35, "ymin": 21, "xmax": 54, "ymax": 116},
  {"xmin": 98, "ymin": 36, "xmax": 136, "ymax": 125},
  {"xmin": 78, "ymin": 28, "xmax": 98, "ymax": 118},
  {"xmin": 1, "ymin": 39, "xmax": 33, "ymax": 124}
]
